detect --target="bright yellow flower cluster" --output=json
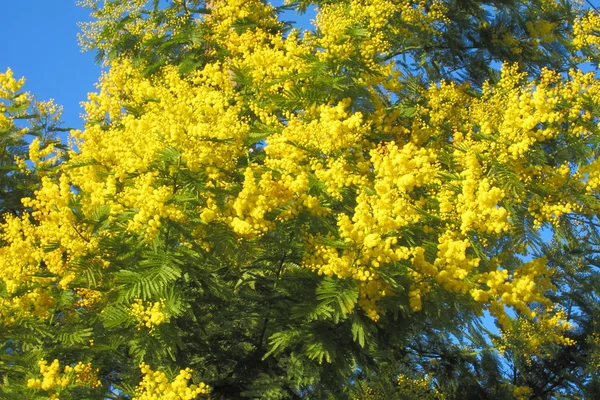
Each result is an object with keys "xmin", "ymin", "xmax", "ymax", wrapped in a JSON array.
[
  {"xmin": 14, "ymin": 173, "xmax": 98, "ymax": 283},
  {"xmin": 74, "ymin": 287, "xmax": 104, "ymax": 308},
  {"xmin": 207, "ymin": 0, "xmax": 278, "ymax": 37},
  {"xmin": 293, "ymin": 61, "xmax": 600, "ymax": 320},
  {"xmin": 525, "ymin": 19, "xmax": 557, "ymax": 44},
  {"xmin": 313, "ymin": 0, "xmax": 447, "ymax": 67},
  {"xmin": 130, "ymin": 298, "xmax": 169, "ymax": 331},
  {"xmin": 227, "ymin": 167, "xmax": 312, "ymax": 237},
  {"xmin": 0, "ymin": 67, "xmax": 24, "ymax": 97},
  {"xmin": 0, "ymin": 71, "xmax": 74, "ymax": 322},
  {"xmin": 27, "ymin": 359, "xmax": 101, "ymax": 399},
  {"xmin": 134, "ymin": 363, "xmax": 210, "ymax": 400},
  {"xmin": 477, "ymin": 257, "xmax": 557, "ymax": 323},
  {"xmin": 42, "ymin": 57, "xmax": 252, "ymax": 245},
  {"xmin": 293, "ymin": 99, "xmax": 367, "ymax": 154},
  {"xmin": 204, "ymin": 0, "xmax": 314, "ymax": 126},
  {"xmin": 0, "ymin": 197, "xmax": 85, "ymax": 323},
  {"xmin": 0, "ymin": 68, "xmax": 27, "ymax": 133},
  {"xmin": 266, "ymin": 98, "xmax": 370, "ymax": 200},
  {"xmin": 0, "ymin": 287, "xmax": 55, "ymax": 324},
  {"xmin": 80, "ymin": 60, "xmax": 249, "ymax": 176},
  {"xmin": 493, "ymin": 307, "xmax": 576, "ymax": 360},
  {"xmin": 573, "ymin": 11, "xmax": 600, "ymax": 54}
]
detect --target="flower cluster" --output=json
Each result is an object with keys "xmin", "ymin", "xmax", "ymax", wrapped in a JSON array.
[
  {"xmin": 130, "ymin": 298, "xmax": 169, "ymax": 331},
  {"xmin": 27, "ymin": 359, "xmax": 101, "ymax": 399},
  {"xmin": 314, "ymin": 0, "xmax": 447, "ymax": 67},
  {"xmin": 573, "ymin": 11, "xmax": 600, "ymax": 54},
  {"xmin": 493, "ymin": 307, "xmax": 576, "ymax": 361},
  {"xmin": 0, "ymin": 68, "xmax": 28, "ymax": 133},
  {"xmin": 134, "ymin": 363, "xmax": 210, "ymax": 400}
]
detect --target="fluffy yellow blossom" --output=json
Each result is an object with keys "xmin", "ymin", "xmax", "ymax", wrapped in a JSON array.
[
  {"xmin": 573, "ymin": 11, "xmax": 600, "ymax": 53},
  {"xmin": 74, "ymin": 287, "xmax": 103, "ymax": 308},
  {"xmin": 0, "ymin": 67, "xmax": 25, "ymax": 97},
  {"xmin": 493, "ymin": 307, "xmax": 576, "ymax": 361},
  {"xmin": 134, "ymin": 363, "xmax": 210, "ymax": 400},
  {"xmin": 0, "ymin": 67, "xmax": 32, "ymax": 141},
  {"xmin": 130, "ymin": 298, "xmax": 169, "ymax": 331},
  {"xmin": 314, "ymin": 0, "xmax": 447, "ymax": 66},
  {"xmin": 27, "ymin": 359, "xmax": 101, "ymax": 397}
]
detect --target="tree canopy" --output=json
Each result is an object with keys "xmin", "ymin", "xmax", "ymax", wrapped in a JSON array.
[{"xmin": 1, "ymin": 0, "xmax": 600, "ymax": 398}]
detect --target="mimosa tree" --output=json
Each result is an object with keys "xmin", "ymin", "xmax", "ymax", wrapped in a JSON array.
[{"xmin": 1, "ymin": 0, "xmax": 600, "ymax": 398}]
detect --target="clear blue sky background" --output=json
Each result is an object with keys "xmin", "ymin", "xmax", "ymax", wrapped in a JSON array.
[{"xmin": 0, "ymin": 2, "xmax": 101, "ymax": 131}]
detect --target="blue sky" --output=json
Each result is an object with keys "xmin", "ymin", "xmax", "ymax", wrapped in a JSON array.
[{"xmin": 0, "ymin": 2, "xmax": 101, "ymax": 131}]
